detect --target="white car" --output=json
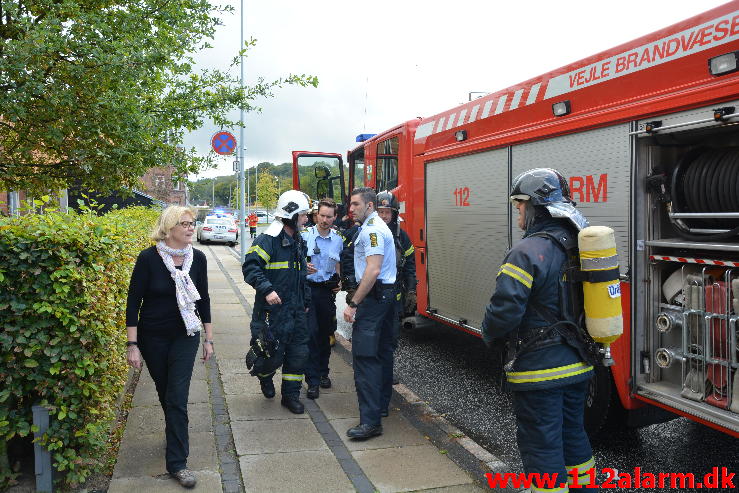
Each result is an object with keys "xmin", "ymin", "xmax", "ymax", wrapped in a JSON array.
[
  {"xmin": 255, "ymin": 210, "xmax": 275, "ymax": 223},
  {"xmin": 197, "ymin": 215, "xmax": 238, "ymax": 246}
]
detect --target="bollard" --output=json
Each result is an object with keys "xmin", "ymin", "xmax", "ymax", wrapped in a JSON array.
[{"xmin": 32, "ymin": 405, "xmax": 53, "ymax": 493}]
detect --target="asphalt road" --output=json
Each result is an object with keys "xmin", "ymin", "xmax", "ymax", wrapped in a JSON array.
[{"xmin": 215, "ymin": 241, "xmax": 738, "ymax": 491}]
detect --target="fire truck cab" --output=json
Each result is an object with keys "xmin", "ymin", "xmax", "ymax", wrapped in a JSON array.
[{"xmin": 292, "ymin": 2, "xmax": 739, "ymax": 437}]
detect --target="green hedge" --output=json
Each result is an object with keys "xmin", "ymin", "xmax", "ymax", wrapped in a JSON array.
[{"xmin": 0, "ymin": 206, "xmax": 160, "ymax": 487}]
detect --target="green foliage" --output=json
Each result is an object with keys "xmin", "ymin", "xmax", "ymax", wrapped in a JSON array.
[
  {"xmin": 0, "ymin": 0, "xmax": 318, "ymax": 194},
  {"xmin": 0, "ymin": 206, "xmax": 159, "ymax": 488},
  {"xmin": 188, "ymin": 162, "xmax": 293, "ymax": 207},
  {"xmin": 256, "ymin": 169, "xmax": 279, "ymax": 210}
]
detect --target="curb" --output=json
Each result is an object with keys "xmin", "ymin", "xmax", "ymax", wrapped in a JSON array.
[{"xmin": 334, "ymin": 333, "xmax": 511, "ymax": 478}]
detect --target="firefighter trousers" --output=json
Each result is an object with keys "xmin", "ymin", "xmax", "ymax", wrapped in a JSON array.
[
  {"xmin": 251, "ymin": 308, "xmax": 309, "ymax": 399},
  {"xmin": 512, "ymin": 379, "xmax": 594, "ymax": 492}
]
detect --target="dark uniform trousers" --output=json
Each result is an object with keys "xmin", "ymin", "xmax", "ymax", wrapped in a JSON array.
[
  {"xmin": 138, "ymin": 331, "xmax": 200, "ymax": 474},
  {"xmin": 513, "ymin": 380, "xmax": 593, "ymax": 491},
  {"xmin": 250, "ymin": 305, "xmax": 309, "ymax": 398},
  {"xmin": 352, "ymin": 283, "xmax": 396, "ymax": 426},
  {"xmin": 305, "ymin": 283, "xmax": 337, "ymax": 387}
]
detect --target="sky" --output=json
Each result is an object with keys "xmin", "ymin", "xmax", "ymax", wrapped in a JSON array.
[{"xmin": 184, "ymin": 0, "xmax": 731, "ymax": 180}]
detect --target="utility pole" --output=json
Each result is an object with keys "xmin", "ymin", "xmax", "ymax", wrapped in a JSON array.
[
  {"xmin": 211, "ymin": 178, "xmax": 215, "ymax": 207},
  {"xmin": 238, "ymin": 0, "xmax": 247, "ymax": 262}
]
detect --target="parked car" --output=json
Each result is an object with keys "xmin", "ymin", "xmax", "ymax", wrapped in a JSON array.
[
  {"xmin": 197, "ymin": 215, "xmax": 238, "ymax": 246},
  {"xmin": 255, "ymin": 210, "xmax": 274, "ymax": 224}
]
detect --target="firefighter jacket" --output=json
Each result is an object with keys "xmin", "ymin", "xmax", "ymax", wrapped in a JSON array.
[
  {"xmin": 390, "ymin": 221, "xmax": 416, "ymax": 292},
  {"xmin": 243, "ymin": 228, "xmax": 310, "ymax": 336},
  {"xmin": 481, "ymin": 217, "xmax": 593, "ymax": 391},
  {"xmin": 340, "ymin": 223, "xmax": 361, "ymax": 288}
]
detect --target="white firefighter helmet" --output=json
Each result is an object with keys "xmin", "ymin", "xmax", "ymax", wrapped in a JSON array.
[
  {"xmin": 274, "ymin": 190, "xmax": 310, "ymax": 220},
  {"xmin": 265, "ymin": 190, "xmax": 311, "ymax": 237}
]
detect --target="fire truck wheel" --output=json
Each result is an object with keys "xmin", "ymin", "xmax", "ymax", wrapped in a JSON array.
[{"xmin": 584, "ymin": 364, "xmax": 612, "ymax": 436}]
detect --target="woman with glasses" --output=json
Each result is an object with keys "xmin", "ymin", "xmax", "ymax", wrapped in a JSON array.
[{"xmin": 125, "ymin": 205, "xmax": 213, "ymax": 489}]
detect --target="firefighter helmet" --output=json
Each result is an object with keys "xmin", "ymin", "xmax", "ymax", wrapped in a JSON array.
[
  {"xmin": 274, "ymin": 190, "xmax": 311, "ymax": 220},
  {"xmin": 510, "ymin": 168, "xmax": 588, "ymax": 230},
  {"xmin": 376, "ymin": 190, "xmax": 399, "ymax": 211}
]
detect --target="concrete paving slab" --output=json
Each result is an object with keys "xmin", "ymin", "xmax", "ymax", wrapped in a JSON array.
[
  {"xmin": 222, "ymin": 372, "xmax": 266, "ymax": 395},
  {"xmin": 210, "ymin": 296, "xmax": 241, "ymax": 304},
  {"xmin": 123, "ymin": 403, "xmax": 212, "ymax": 436},
  {"xmin": 226, "ymin": 394, "xmax": 310, "ymax": 421},
  {"xmin": 313, "ymin": 391, "xmax": 359, "ymax": 419},
  {"xmin": 316, "ymin": 371, "xmax": 356, "ymax": 392},
  {"xmin": 217, "ymin": 358, "xmax": 251, "ymax": 374},
  {"xmin": 214, "ymin": 342, "xmax": 251, "ymax": 359},
  {"xmin": 353, "ymin": 444, "xmax": 473, "ymax": 493},
  {"xmin": 327, "ymin": 356, "xmax": 354, "ymax": 374},
  {"xmin": 108, "ymin": 470, "xmax": 222, "ymax": 493},
  {"xmin": 113, "ymin": 431, "xmax": 217, "ymax": 479},
  {"xmin": 232, "ymin": 419, "xmax": 327, "ymax": 455},
  {"xmin": 331, "ymin": 413, "xmax": 430, "ymax": 451},
  {"xmin": 239, "ymin": 450, "xmax": 354, "ymax": 493},
  {"xmin": 132, "ymin": 375, "xmax": 208, "ymax": 406}
]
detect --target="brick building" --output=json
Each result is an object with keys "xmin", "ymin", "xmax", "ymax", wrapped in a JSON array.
[{"xmin": 139, "ymin": 165, "xmax": 188, "ymax": 206}]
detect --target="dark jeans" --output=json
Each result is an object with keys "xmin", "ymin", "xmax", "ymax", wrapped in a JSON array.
[
  {"xmin": 305, "ymin": 285, "xmax": 337, "ymax": 386},
  {"xmin": 138, "ymin": 331, "xmax": 200, "ymax": 474}
]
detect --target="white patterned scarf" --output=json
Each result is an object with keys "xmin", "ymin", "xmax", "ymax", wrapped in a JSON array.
[{"xmin": 156, "ymin": 241, "xmax": 203, "ymax": 336}]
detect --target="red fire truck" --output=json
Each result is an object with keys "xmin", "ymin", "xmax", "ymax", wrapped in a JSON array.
[{"xmin": 292, "ymin": 2, "xmax": 739, "ymax": 437}]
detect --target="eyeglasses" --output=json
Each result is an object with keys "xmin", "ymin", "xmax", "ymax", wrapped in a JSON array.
[{"xmin": 179, "ymin": 221, "xmax": 196, "ymax": 228}]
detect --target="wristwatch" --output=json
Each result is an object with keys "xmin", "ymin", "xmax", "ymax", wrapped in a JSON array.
[
  {"xmin": 204, "ymin": 340, "xmax": 214, "ymax": 345},
  {"xmin": 126, "ymin": 341, "xmax": 138, "ymax": 347},
  {"xmin": 348, "ymin": 301, "xmax": 359, "ymax": 308}
]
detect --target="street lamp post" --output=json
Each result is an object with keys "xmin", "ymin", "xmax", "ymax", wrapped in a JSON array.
[{"xmin": 238, "ymin": 0, "xmax": 247, "ymax": 263}]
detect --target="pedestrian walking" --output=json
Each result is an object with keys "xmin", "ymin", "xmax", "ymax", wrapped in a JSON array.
[
  {"xmin": 376, "ymin": 190, "xmax": 417, "ymax": 389},
  {"xmin": 342, "ymin": 187, "xmax": 396, "ymax": 439},
  {"xmin": 482, "ymin": 168, "xmax": 595, "ymax": 492},
  {"xmin": 301, "ymin": 198, "xmax": 344, "ymax": 399},
  {"xmin": 125, "ymin": 205, "xmax": 213, "ymax": 489},
  {"xmin": 243, "ymin": 190, "xmax": 311, "ymax": 414},
  {"xmin": 248, "ymin": 212, "xmax": 258, "ymax": 238}
]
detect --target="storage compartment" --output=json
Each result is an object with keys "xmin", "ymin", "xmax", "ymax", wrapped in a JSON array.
[{"xmin": 635, "ymin": 104, "xmax": 739, "ymax": 431}]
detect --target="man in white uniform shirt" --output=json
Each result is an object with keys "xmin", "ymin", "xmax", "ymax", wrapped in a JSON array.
[{"xmin": 342, "ymin": 187, "xmax": 396, "ymax": 440}]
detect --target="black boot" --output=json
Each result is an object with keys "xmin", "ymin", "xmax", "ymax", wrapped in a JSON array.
[
  {"xmin": 346, "ymin": 423, "xmax": 382, "ymax": 439},
  {"xmin": 307, "ymin": 386, "xmax": 319, "ymax": 399},
  {"xmin": 260, "ymin": 379, "xmax": 275, "ymax": 399},
  {"xmin": 281, "ymin": 395, "xmax": 305, "ymax": 414}
]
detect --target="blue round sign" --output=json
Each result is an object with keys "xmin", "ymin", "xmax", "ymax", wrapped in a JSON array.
[{"xmin": 211, "ymin": 131, "xmax": 237, "ymax": 155}]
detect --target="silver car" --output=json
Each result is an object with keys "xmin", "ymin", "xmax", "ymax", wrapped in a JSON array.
[{"xmin": 197, "ymin": 215, "xmax": 238, "ymax": 246}]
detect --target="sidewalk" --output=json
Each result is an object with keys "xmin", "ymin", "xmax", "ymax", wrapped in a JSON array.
[{"xmin": 109, "ymin": 243, "xmax": 487, "ymax": 493}]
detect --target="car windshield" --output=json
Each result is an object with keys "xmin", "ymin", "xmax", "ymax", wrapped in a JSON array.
[{"xmin": 206, "ymin": 218, "xmax": 230, "ymax": 225}]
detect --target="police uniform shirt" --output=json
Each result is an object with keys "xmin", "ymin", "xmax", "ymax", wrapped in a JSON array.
[
  {"xmin": 354, "ymin": 211, "xmax": 396, "ymax": 284},
  {"xmin": 300, "ymin": 226, "xmax": 344, "ymax": 282}
]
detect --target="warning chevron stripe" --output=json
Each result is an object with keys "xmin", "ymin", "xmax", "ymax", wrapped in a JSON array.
[{"xmin": 649, "ymin": 255, "xmax": 739, "ymax": 267}]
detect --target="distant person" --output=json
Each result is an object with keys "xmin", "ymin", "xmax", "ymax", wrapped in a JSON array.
[
  {"xmin": 343, "ymin": 187, "xmax": 396, "ymax": 440},
  {"xmin": 125, "ymin": 205, "xmax": 214, "ymax": 489},
  {"xmin": 242, "ymin": 190, "xmax": 311, "ymax": 414},
  {"xmin": 301, "ymin": 198, "xmax": 344, "ymax": 399},
  {"xmin": 248, "ymin": 212, "xmax": 258, "ymax": 238}
]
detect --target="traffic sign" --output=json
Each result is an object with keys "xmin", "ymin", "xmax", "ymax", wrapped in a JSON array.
[{"xmin": 211, "ymin": 131, "xmax": 237, "ymax": 155}]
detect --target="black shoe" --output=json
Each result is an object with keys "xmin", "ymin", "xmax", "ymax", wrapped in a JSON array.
[
  {"xmin": 380, "ymin": 408, "xmax": 389, "ymax": 417},
  {"xmin": 392, "ymin": 374, "xmax": 400, "ymax": 385},
  {"xmin": 281, "ymin": 396, "xmax": 305, "ymax": 414},
  {"xmin": 319, "ymin": 376, "xmax": 332, "ymax": 389},
  {"xmin": 260, "ymin": 379, "xmax": 275, "ymax": 399},
  {"xmin": 307, "ymin": 386, "xmax": 319, "ymax": 399},
  {"xmin": 346, "ymin": 423, "xmax": 383, "ymax": 440}
]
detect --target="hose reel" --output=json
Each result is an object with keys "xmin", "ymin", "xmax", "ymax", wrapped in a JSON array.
[{"xmin": 668, "ymin": 147, "xmax": 739, "ymax": 241}]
